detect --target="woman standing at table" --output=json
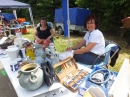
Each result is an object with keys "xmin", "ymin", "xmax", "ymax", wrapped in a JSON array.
[
  {"xmin": 34, "ymin": 17, "xmax": 55, "ymax": 47},
  {"xmin": 67, "ymin": 14, "xmax": 105, "ymax": 65}
]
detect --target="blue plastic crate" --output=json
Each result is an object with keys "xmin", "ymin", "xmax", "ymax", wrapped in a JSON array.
[{"xmin": 85, "ymin": 66, "xmax": 118, "ymax": 97}]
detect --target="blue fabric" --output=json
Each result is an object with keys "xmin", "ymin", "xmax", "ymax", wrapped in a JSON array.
[
  {"xmin": 54, "ymin": 9, "xmax": 63, "ymax": 23},
  {"xmin": 73, "ymin": 52, "xmax": 104, "ymax": 65},
  {"xmin": 23, "ymin": 22, "xmax": 30, "ymax": 25},
  {"xmin": 54, "ymin": 8, "xmax": 91, "ymax": 26},
  {"xmin": 1, "ymin": 13, "xmax": 15, "ymax": 21}
]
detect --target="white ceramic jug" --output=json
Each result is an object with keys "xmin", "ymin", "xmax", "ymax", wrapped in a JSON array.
[
  {"xmin": 14, "ymin": 38, "xmax": 25, "ymax": 49},
  {"xmin": 16, "ymin": 32, "xmax": 22, "ymax": 38},
  {"xmin": 6, "ymin": 47, "xmax": 19, "ymax": 61}
]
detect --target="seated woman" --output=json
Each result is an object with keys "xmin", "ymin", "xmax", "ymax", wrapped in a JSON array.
[
  {"xmin": 34, "ymin": 17, "xmax": 55, "ymax": 47},
  {"xmin": 67, "ymin": 14, "xmax": 105, "ymax": 65}
]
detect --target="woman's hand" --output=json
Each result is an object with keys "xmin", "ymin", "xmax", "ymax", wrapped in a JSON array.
[
  {"xmin": 47, "ymin": 36, "xmax": 51, "ymax": 41},
  {"xmin": 36, "ymin": 37, "xmax": 43, "ymax": 43},
  {"xmin": 66, "ymin": 47, "xmax": 72, "ymax": 51},
  {"xmin": 36, "ymin": 37, "xmax": 40, "ymax": 41}
]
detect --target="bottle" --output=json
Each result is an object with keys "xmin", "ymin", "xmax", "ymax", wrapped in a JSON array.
[{"xmin": 26, "ymin": 46, "xmax": 35, "ymax": 60}]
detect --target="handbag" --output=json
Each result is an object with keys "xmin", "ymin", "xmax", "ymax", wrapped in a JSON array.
[{"xmin": 41, "ymin": 61, "xmax": 56, "ymax": 87}]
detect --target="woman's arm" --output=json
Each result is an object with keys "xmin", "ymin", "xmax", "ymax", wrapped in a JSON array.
[
  {"xmin": 34, "ymin": 30, "xmax": 38, "ymax": 39},
  {"xmin": 72, "ymin": 39, "xmax": 86, "ymax": 49},
  {"xmin": 73, "ymin": 42, "xmax": 96, "ymax": 54},
  {"xmin": 47, "ymin": 29, "xmax": 55, "ymax": 39}
]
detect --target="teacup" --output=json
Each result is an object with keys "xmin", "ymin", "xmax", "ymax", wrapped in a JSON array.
[
  {"xmin": 10, "ymin": 61, "xmax": 19, "ymax": 71},
  {"xmin": 14, "ymin": 58, "xmax": 22, "ymax": 68}
]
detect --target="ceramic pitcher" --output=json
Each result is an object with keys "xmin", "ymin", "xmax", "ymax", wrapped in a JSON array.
[{"xmin": 17, "ymin": 63, "xmax": 43, "ymax": 90}]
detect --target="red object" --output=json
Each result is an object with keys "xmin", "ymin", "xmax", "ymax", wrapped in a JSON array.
[
  {"xmin": 44, "ymin": 39, "xmax": 51, "ymax": 47},
  {"xmin": 121, "ymin": 17, "xmax": 130, "ymax": 23},
  {"xmin": 21, "ymin": 28, "xmax": 27, "ymax": 34},
  {"xmin": 35, "ymin": 39, "xmax": 51, "ymax": 47},
  {"xmin": 17, "ymin": 18, "xmax": 26, "ymax": 23},
  {"xmin": 0, "ymin": 26, "xmax": 2, "ymax": 32}
]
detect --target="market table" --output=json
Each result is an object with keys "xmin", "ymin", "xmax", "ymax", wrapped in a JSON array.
[{"xmin": 0, "ymin": 57, "xmax": 92, "ymax": 97}]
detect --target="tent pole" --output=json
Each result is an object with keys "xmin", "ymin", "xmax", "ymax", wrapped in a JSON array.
[
  {"xmin": 67, "ymin": 0, "xmax": 70, "ymax": 47},
  {"xmin": 28, "ymin": 7, "xmax": 35, "ymax": 31},
  {"xmin": 28, "ymin": 7, "xmax": 34, "ymax": 27},
  {"xmin": 13, "ymin": 10, "xmax": 17, "ymax": 20}
]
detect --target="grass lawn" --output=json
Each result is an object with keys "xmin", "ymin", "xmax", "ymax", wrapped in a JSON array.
[{"xmin": 23, "ymin": 27, "xmax": 130, "ymax": 72}]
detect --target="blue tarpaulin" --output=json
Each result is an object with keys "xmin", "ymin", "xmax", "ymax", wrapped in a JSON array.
[
  {"xmin": 0, "ymin": 13, "xmax": 15, "ymax": 21},
  {"xmin": 61, "ymin": 0, "xmax": 91, "ymax": 46},
  {"xmin": 55, "ymin": 8, "xmax": 91, "ymax": 26}
]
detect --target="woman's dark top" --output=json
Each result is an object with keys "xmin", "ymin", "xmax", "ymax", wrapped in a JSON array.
[{"xmin": 36, "ymin": 26, "xmax": 51, "ymax": 39}]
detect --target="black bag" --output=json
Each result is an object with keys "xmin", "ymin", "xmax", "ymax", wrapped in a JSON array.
[{"xmin": 41, "ymin": 61, "xmax": 56, "ymax": 87}]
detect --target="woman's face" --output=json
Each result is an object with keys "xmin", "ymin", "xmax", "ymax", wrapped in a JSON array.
[
  {"xmin": 40, "ymin": 20, "xmax": 46, "ymax": 27},
  {"xmin": 86, "ymin": 19, "xmax": 96, "ymax": 32}
]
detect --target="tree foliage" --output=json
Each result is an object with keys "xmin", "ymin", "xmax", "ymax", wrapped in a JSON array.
[
  {"xmin": 75, "ymin": 0, "xmax": 130, "ymax": 32},
  {"xmin": 15, "ymin": 0, "xmax": 130, "ymax": 32},
  {"xmin": 17, "ymin": 0, "xmax": 77, "ymax": 22}
]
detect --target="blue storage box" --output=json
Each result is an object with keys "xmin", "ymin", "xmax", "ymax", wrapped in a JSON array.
[
  {"xmin": 78, "ymin": 80, "xmax": 87, "ymax": 96},
  {"xmin": 78, "ymin": 66, "xmax": 118, "ymax": 97},
  {"xmin": 85, "ymin": 67, "xmax": 118, "ymax": 97}
]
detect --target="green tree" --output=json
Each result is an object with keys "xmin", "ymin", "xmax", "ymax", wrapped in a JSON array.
[
  {"xmin": 75, "ymin": 0, "xmax": 130, "ymax": 33},
  {"xmin": 17, "ymin": 0, "xmax": 77, "ymax": 22}
]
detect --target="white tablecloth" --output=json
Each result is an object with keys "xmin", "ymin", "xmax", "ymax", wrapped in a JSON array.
[{"xmin": 0, "ymin": 57, "xmax": 92, "ymax": 97}]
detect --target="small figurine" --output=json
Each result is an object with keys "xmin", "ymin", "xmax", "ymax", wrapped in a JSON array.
[{"xmin": 45, "ymin": 43, "xmax": 60, "ymax": 65}]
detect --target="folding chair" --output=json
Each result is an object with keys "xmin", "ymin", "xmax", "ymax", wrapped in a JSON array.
[
  {"xmin": 77, "ymin": 43, "xmax": 120, "ymax": 69},
  {"xmin": 91, "ymin": 43, "xmax": 120, "ymax": 69}
]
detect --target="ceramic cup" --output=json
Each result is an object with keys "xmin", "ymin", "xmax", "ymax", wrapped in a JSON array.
[
  {"xmin": 14, "ymin": 58, "xmax": 22, "ymax": 68},
  {"xmin": 16, "ymin": 32, "xmax": 22, "ymax": 38},
  {"xmin": 6, "ymin": 47, "xmax": 19, "ymax": 61},
  {"xmin": 7, "ymin": 45, "xmax": 17, "ymax": 49},
  {"xmin": 10, "ymin": 61, "xmax": 19, "ymax": 71}
]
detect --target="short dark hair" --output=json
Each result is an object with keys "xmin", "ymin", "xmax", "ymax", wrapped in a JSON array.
[
  {"xmin": 40, "ymin": 17, "xmax": 48, "ymax": 26},
  {"xmin": 84, "ymin": 14, "xmax": 99, "ymax": 29},
  {"xmin": 40, "ymin": 17, "xmax": 46, "ymax": 21}
]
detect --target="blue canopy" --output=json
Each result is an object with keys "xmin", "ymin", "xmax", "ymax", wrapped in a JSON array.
[
  {"xmin": 0, "ymin": 0, "xmax": 34, "ymax": 26},
  {"xmin": 0, "ymin": 0, "xmax": 30, "ymax": 9}
]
